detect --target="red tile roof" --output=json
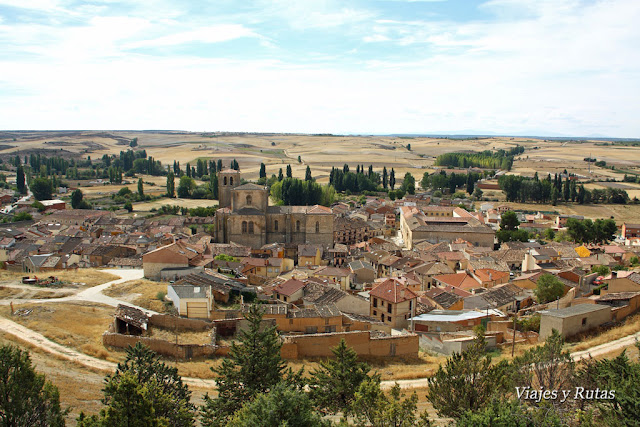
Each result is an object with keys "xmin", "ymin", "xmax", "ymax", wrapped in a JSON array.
[
  {"xmin": 274, "ymin": 278, "xmax": 306, "ymax": 297},
  {"xmin": 370, "ymin": 278, "xmax": 418, "ymax": 303}
]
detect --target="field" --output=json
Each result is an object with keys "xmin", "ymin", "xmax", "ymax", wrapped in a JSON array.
[
  {"xmin": 0, "ymin": 269, "xmax": 119, "ymax": 289},
  {"xmin": 102, "ymin": 278, "xmax": 171, "ymax": 312},
  {"xmin": 5, "ymin": 131, "xmax": 639, "ymax": 222}
]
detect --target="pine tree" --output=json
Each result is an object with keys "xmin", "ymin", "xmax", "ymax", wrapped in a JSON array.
[
  {"xmin": 259, "ymin": 163, "xmax": 266, "ymax": 179},
  {"xmin": 286, "ymin": 164, "xmax": 292, "ymax": 178},
  {"xmin": 305, "ymin": 166, "xmax": 312, "ymax": 181},
  {"xmin": 390, "ymin": 168, "xmax": 396, "ymax": 190},
  {"xmin": 137, "ymin": 178, "xmax": 144, "ymax": 198},
  {"xmin": 308, "ymin": 339, "xmax": 370, "ymax": 414},
  {"xmin": 466, "ymin": 174, "xmax": 474, "ymax": 195},
  {"xmin": 16, "ymin": 165, "xmax": 26, "ymax": 194},
  {"xmin": 217, "ymin": 159, "xmax": 223, "ymax": 172},
  {"xmin": 278, "ymin": 168, "xmax": 284, "ymax": 181},
  {"xmin": 200, "ymin": 305, "xmax": 287, "ymax": 426},
  {"xmin": 0, "ymin": 345, "xmax": 67, "ymax": 426},
  {"xmin": 186, "ymin": 163, "xmax": 191, "ymax": 178},
  {"xmin": 166, "ymin": 172, "xmax": 175, "ymax": 198},
  {"xmin": 382, "ymin": 167, "xmax": 388, "ymax": 189}
]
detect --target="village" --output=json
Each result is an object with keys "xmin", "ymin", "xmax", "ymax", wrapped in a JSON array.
[{"xmin": 2, "ymin": 166, "xmax": 640, "ymax": 364}]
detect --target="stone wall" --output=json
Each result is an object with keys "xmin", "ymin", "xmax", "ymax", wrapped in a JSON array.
[
  {"xmin": 280, "ymin": 331, "xmax": 418, "ymax": 359},
  {"xmin": 149, "ymin": 314, "xmax": 213, "ymax": 332},
  {"xmin": 103, "ymin": 332, "xmax": 217, "ymax": 360}
]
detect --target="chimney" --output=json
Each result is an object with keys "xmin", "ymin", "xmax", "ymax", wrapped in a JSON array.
[{"xmin": 611, "ymin": 271, "xmax": 617, "ymax": 279}]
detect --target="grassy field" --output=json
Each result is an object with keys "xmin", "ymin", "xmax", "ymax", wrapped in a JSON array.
[
  {"xmin": 1, "ymin": 301, "xmax": 119, "ymax": 361},
  {"xmin": 102, "ymin": 278, "xmax": 171, "ymax": 312},
  {"xmin": 0, "ymin": 269, "xmax": 119, "ymax": 288}
]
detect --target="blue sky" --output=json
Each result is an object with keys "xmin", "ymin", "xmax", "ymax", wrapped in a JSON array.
[{"xmin": 0, "ymin": 0, "xmax": 639, "ymax": 137}]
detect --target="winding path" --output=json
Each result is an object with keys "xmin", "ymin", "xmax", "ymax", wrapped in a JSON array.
[{"xmin": 1, "ymin": 269, "xmax": 638, "ymax": 390}]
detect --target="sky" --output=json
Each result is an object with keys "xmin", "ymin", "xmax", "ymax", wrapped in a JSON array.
[{"xmin": 0, "ymin": 0, "xmax": 639, "ymax": 137}]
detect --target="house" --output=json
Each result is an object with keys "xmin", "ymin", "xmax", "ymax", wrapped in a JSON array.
[
  {"xmin": 605, "ymin": 271, "xmax": 640, "ymax": 293},
  {"xmin": 303, "ymin": 282, "xmax": 370, "ymax": 315},
  {"xmin": 556, "ymin": 214, "xmax": 584, "ymax": 228},
  {"xmin": 273, "ymin": 278, "xmax": 306, "ymax": 304},
  {"xmin": 143, "ymin": 241, "xmax": 209, "ymax": 280},
  {"xmin": 471, "ymin": 268, "xmax": 510, "ymax": 288},
  {"xmin": 297, "ymin": 245, "xmax": 323, "ymax": 267},
  {"xmin": 399, "ymin": 206, "xmax": 495, "ymax": 249},
  {"xmin": 433, "ymin": 272, "xmax": 482, "ymax": 291},
  {"xmin": 312, "ymin": 266, "xmax": 352, "ymax": 291},
  {"xmin": 462, "ymin": 283, "xmax": 522, "ymax": 312},
  {"xmin": 41, "ymin": 199, "xmax": 66, "ymax": 211},
  {"xmin": 348, "ymin": 260, "xmax": 377, "ymax": 284},
  {"xmin": 410, "ymin": 309, "xmax": 502, "ymax": 333},
  {"xmin": 539, "ymin": 304, "xmax": 612, "ymax": 340},
  {"xmin": 369, "ymin": 278, "xmax": 418, "ymax": 329},
  {"xmin": 596, "ymin": 292, "xmax": 640, "ymax": 322},
  {"xmin": 406, "ymin": 262, "xmax": 455, "ymax": 290},
  {"xmin": 622, "ymin": 223, "xmax": 640, "ymax": 239},
  {"xmin": 167, "ymin": 284, "xmax": 213, "ymax": 319},
  {"xmin": 422, "ymin": 287, "xmax": 465, "ymax": 310}
]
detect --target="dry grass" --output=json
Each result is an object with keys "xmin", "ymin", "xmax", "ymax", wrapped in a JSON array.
[
  {"xmin": 566, "ymin": 312, "xmax": 640, "ymax": 353},
  {"xmin": 491, "ymin": 201, "xmax": 640, "ymax": 225},
  {"xmin": 102, "ymin": 278, "xmax": 168, "ymax": 312},
  {"xmin": 0, "ymin": 331, "xmax": 106, "ymax": 422},
  {"xmin": 2, "ymin": 302, "xmax": 122, "ymax": 363},
  {"xmin": 150, "ymin": 328, "xmax": 212, "ymax": 345},
  {"xmin": 134, "ymin": 197, "xmax": 218, "ymax": 212},
  {"xmin": 0, "ymin": 269, "xmax": 119, "ymax": 288},
  {"xmin": 0, "ymin": 286, "xmax": 22, "ymax": 298}
]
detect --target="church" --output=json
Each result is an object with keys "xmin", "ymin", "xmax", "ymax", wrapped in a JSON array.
[{"xmin": 213, "ymin": 168, "xmax": 334, "ymax": 248}]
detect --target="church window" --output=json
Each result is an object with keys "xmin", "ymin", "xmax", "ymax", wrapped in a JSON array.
[
  {"xmin": 246, "ymin": 195, "xmax": 252, "ymax": 205},
  {"xmin": 230, "ymin": 177, "xmax": 234, "ymax": 185},
  {"xmin": 224, "ymin": 176, "xmax": 227, "ymax": 185},
  {"xmin": 274, "ymin": 220, "xmax": 279, "ymax": 231},
  {"xmin": 248, "ymin": 221, "xmax": 254, "ymax": 234},
  {"xmin": 296, "ymin": 220, "xmax": 300, "ymax": 232},
  {"xmin": 241, "ymin": 221, "xmax": 247, "ymax": 233},
  {"xmin": 315, "ymin": 221, "xmax": 319, "ymax": 233}
]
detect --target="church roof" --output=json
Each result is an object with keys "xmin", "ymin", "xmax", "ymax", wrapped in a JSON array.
[{"xmin": 234, "ymin": 183, "xmax": 266, "ymax": 191}]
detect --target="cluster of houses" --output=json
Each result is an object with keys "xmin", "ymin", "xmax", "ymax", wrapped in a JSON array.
[{"xmin": 4, "ymin": 192, "xmax": 640, "ymax": 356}]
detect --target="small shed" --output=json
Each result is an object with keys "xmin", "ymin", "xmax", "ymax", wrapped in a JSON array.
[
  {"xmin": 539, "ymin": 304, "xmax": 611, "ymax": 340},
  {"xmin": 114, "ymin": 305, "xmax": 148, "ymax": 336}
]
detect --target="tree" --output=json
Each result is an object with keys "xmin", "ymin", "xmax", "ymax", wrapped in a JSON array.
[
  {"xmin": 123, "ymin": 201, "xmax": 133, "ymax": 212},
  {"xmin": 515, "ymin": 329, "xmax": 574, "ymax": 396},
  {"xmin": 533, "ymin": 274, "xmax": 565, "ymax": 303},
  {"xmin": 227, "ymin": 383, "xmax": 329, "ymax": 427},
  {"xmin": 259, "ymin": 163, "xmax": 266, "ymax": 179},
  {"xmin": 351, "ymin": 377, "xmax": 431, "ymax": 426},
  {"xmin": 542, "ymin": 228, "xmax": 556, "ymax": 241},
  {"xmin": 298, "ymin": 155, "xmax": 302, "ymax": 163},
  {"xmin": 286, "ymin": 164, "xmax": 292, "ymax": 178},
  {"xmin": 177, "ymin": 176, "xmax": 196, "ymax": 198},
  {"xmin": 500, "ymin": 211, "xmax": 520, "ymax": 231},
  {"xmin": 129, "ymin": 137, "xmax": 138, "ymax": 148},
  {"xmin": 166, "ymin": 171, "xmax": 175, "ymax": 198},
  {"xmin": 382, "ymin": 167, "xmax": 388, "ymax": 189},
  {"xmin": 466, "ymin": 174, "xmax": 475, "ymax": 195},
  {"xmin": 79, "ymin": 343, "xmax": 195, "ymax": 426},
  {"xmin": 137, "ymin": 178, "xmax": 144, "ymax": 198},
  {"xmin": 427, "ymin": 331, "xmax": 515, "ymax": 419},
  {"xmin": 200, "ymin": 304, "xmax": 287, "ymax": 426},
  {"xmin": 16, "ymin": 165, "xmax": 26, "ymax": 194},
  {"xmin": 390, "ymin": 168, "xmax": 396, "ymax": 190},
  {"xmin": 278, "ymin": 168, "xmax": 284, "ymax": 181},
  {"xmin": 308, "ymin": 339, "xmax": 370, "ymax": 414},
  {"xmin": 305, "ymin": 165, "xmax": 312, "ymax": 181},
  {"xmin": 0, "ymin": 345, "xmax": 67, "ymax": 426},
  {"xmin": 406, "ymin": 143, "xmax": 411, "ymax": 151},
  {"xmin": 473, "ymin": 187, "xmax": 483, "ymax": 200},
  {"xmin": 71, "ymin": 189, "xmax": 84, "ymax": 209},
  {"xmin": 30, "ymin": 177, "xmax": 53, "ymax": 201}
]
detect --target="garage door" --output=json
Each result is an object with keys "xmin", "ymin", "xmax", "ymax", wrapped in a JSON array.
[{"xmin": 186, "ymin": 302, "xmax": 208, "ymax": 319}]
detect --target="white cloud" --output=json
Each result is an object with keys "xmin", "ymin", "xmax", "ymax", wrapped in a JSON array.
[
  {"xmin": 0, "ymin": 0, "xmax": 638, "ymax": 137},
  {"xmin": 125, "ymin": 24, "xmax": 262, "ymax": 49}
]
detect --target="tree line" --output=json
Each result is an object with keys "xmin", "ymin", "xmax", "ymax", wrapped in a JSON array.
[
  {"xmin": 434, "ymin": 146, "xmax": 523, "ymax": 170},
  {"xmin": 498, "ymin": 173, "xmax": 629, "ymax": 205}
]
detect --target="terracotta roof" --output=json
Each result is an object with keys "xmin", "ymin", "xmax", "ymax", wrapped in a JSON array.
[
  {"xmin": 474, "ymin": 269, "xmax": 509, "ymax": 283},
  {"xmin": 369, "ymin": 278, "xmax": 418, "ymax": 303},
  {"xmin": 274, "ymin": 278, "xmax": 306, "ymax": 297},
  {"xmin": 433, "ymin": 273, "xmax": 481, "ymax": 290}
]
